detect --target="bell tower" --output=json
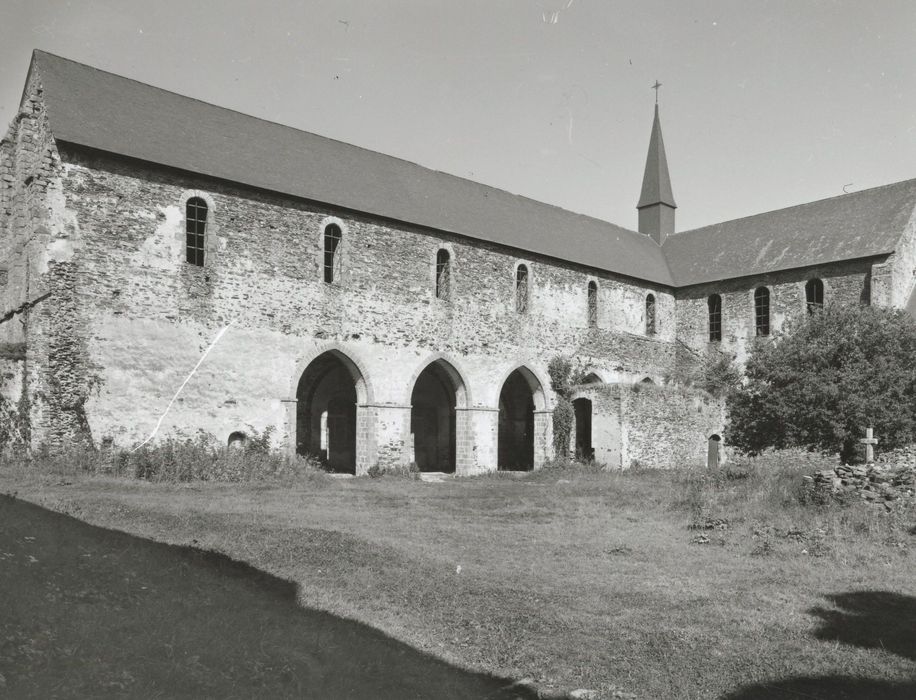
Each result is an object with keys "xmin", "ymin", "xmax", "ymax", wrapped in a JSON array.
[{"xmin": 636, "ymin": 93, "xmax": 676, "ymax": 245}]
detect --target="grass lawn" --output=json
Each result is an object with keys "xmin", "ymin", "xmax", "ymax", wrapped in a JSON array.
[{"xmin": 2, "ymin": 455, "xmax": 915, "ymax": 699}]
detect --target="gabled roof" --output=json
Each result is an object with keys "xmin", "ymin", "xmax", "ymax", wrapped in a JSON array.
[
  {"xmin": 636, "ymin": 105, "xmax": 676, "ymax": 210},
  {"xmin": 27, "ymin": 50, "xmax": 674, "ymax": 286},
  {"xmin": 663, "ymin": 179, "xmax": 916, "ymax": 287}
]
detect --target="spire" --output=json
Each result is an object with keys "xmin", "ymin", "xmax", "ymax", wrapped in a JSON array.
[{"xmin": 637, "ymin": 103, "xmax": 676, "ymax": 244}]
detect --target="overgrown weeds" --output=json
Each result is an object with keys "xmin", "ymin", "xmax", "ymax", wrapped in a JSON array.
[
  {"xmin": 669, "ymin": 449, "xmax": 916, "ymax": 560},
  {"xmin": 0, "ymin": 427, "xmax": 325, "ymax": 484}
]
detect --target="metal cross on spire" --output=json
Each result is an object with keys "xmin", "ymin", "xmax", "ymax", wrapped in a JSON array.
[{"xmin": 652, "ymin": 80, "xmax": 662, "ymax": 104}]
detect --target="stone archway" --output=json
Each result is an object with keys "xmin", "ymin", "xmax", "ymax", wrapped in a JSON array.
[
  {"xmin": 409, "ymin": 359, "xmax": 466, "ymax": 473},
  {"xmin": 497, "ymin": 366, "xmax": 547, "ymax": 471},
  {"xmin": 296, "ymin": 350, "xmax": 367, "ymax": 474}
]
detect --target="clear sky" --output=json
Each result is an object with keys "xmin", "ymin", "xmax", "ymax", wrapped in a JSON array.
[{"xmin": 0, "ymin": 0, "xmax": 913, "ymax": 232}]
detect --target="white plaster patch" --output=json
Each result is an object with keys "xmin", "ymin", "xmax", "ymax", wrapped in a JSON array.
[
  {"xmin": 38, "ymin": 179, "xmax": 83, "ymax": 272},
  {"xmin": 134, "ymin": 205, "xmax": 183, "ymax": 270}
]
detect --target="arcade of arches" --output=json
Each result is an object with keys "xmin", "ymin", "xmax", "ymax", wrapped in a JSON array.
[{"xmin": 291, "ymin": 349, "xmax": 719, "ymax": 474}]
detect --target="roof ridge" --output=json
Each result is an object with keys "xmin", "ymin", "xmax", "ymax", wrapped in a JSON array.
[
  {"xmin": 32, "ymin": 49, "xmax": 650, "ymax": 243},
  {"xmin": 669, "ymin": 177, "xmax": 916, "ymax": 238}
]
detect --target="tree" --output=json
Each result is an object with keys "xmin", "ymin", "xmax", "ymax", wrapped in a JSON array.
[{"xmin": 726, "ymin": 304, "xmax": 916, "ymax": 462}]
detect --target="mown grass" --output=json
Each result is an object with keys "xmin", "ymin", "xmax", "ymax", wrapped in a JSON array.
[{"xmin": 2, "ymin": 450, "xmax": 915, "ymax": 699}]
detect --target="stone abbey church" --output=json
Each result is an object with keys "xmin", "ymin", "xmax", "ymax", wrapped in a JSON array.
[{"xmin": 2, "ymin": 50, "xmax": 916, "ymax": 474}]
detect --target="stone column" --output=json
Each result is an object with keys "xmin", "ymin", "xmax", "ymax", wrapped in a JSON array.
[
  {"xmin": 533, "ymin": 409, "xmax": 552, "ymax": 469},
  {"xmin": 457, "ymin": 406, "xmax": 499, "ymax": 474}
]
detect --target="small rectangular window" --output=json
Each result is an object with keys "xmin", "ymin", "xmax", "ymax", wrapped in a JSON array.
[
  {"xmin": 515, "ymin": 265, "xmax": 529, "ymax": 313},
  {"xmin": 324, "ymin": 224, "xmax": 342, "ymax": 283},
  {"xmin": 708, "ymin": 294, "xmax": 722, "ymax": 342},
  {"xmin": 754, "ymin": 288, "xmax": 770, "ymax": 337},
  {"xmin": 436, "ymin": 249, "xmax": 451, "ymax": 300},
  {"xmin": 185, "ymin": 197, "xmax": 207, "ymax": 266}
]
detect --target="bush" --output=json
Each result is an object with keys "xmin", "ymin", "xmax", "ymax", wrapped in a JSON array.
[
  {"xmin": 547, "ymin": 355, "xmax": 587, "ymax": 459},
  {"xmin": 727, "ymin": 305, "xmax": 916, "ymax": 461}
]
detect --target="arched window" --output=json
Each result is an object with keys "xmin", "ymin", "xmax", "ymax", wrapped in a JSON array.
[
  {"xmin": 754, "ymin": 287, "xmax": 770, "ymax": 337},
  {"xmin": 587, "ymin": 281, "xmax": 598, "ymax": 328},
  {"xmin": 185, "ymin": 197, "xmax": 208, "ymax": 266},
  {"xmin": 805, "ymin": 278, "xmax": 824, "ymax": 313},
  {"xmin": 436, "ymin": 249, "xmax": 451, "ymax": 300},
  {"xmin": 708, "ymin": 294, "xmax": 722, "ymax": 342},
  {"xmin": 323, "ymin": 224, "xmax": 342, "ymax": 283},
  {"xmin": 515, "ymin": 264, "xmax": 529, "ymax": 313},
  {"xmin": 645, "ymin": 294, "xmax": 656, "ymax": 335}
]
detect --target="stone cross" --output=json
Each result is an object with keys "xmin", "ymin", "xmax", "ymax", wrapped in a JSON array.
[{"xmin": 860, "ymin": 427, "xmax": 878, "ymax": 463}]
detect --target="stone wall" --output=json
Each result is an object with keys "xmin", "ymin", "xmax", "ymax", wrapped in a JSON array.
[
  {"xmin": 14, "ymin": 135, "xmax": 686, "ymax": 468},
  {"xmin": 0, "ymin": 70, "xmax": 78, "ymax": 449},
  {"xmin": 572, "ymin": 382, "xmax": 725, "ymax": 469},
  {"xmin": 674, "ymin": 259, "xmax": 876, "ymax": 364}
]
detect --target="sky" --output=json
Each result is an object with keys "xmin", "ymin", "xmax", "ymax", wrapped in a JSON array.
[{"xmin": 0, "ymin": 0, "xmax": 913, "ymax": 232}]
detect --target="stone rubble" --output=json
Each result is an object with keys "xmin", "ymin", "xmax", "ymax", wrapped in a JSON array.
[{"xmin": 803, "ymin": 445, "xmax": 916, "ymax": 505}]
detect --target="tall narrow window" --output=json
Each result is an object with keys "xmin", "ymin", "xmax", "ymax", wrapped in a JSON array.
[
  {"xmin": 708, "ymin": 294, "xmax": 722, "ymax": 342},
  {"xmin": 185, "ymin": 197, "xmax": 207, "ymax": 266},
  {"xmin": 515, "ymin": 265, "xmax": 529, "ymax": 313},
  {"xmin": 436, "ymin": 249, "xmax": 451, "ymax": 300},
  {"xmin": 645, "ymin": 294, "xmax": 656, "ymax": 335},
  {"xmin": 323, "ymin": 224, "xmax": 342, "ymax": 283},
  {"xmin": 754, "ymin": 287, "xmax": 770, "ymax": 337},
  {"xmin": 587, "ymin": 281, "xmax": 598, "ymax": 328},
  {"xmin": 805, "ymin": 278, "xmax": 824, "ymax": 313}
]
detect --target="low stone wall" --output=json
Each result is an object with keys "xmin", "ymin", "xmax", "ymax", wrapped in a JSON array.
[
  {"xmin": 571, "ymin": 382, "xmax": 725, "ymax": 469},
  {"xmin": 804, "ymin": 447, "xmax": 916, "ymax": 506}
]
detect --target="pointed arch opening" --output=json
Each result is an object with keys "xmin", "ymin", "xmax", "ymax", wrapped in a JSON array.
[
  {"xmin": 497, "ymin": 367, "xmax": 545, "ymax": 471},
  {"xmin": 296, "ymin": 350, "xmax": 366, "ymax": 474},
  {"xmin": 410, "ymin": 359, "xmax": 466, "ymax": 473}
]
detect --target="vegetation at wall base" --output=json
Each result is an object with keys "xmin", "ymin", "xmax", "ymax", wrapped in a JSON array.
[
  {"xmin": 727, "ymin": 304, "xmax": 916, "ymax": 461},
  {"xmin": 0, "ymin": 427, "xmax": 325, "ymax": 484}
]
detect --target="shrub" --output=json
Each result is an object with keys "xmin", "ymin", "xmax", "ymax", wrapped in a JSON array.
[
  {"xmin": 547, "ymin": 355, "xmax": 587, "ymax": 459},
  {"xmin": 727, "ymin": 304, "xmax": 916, "ymax": 461}
]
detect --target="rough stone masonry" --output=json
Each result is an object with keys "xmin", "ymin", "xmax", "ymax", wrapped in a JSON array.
[{"xmin": 2, "ymin": 51, "xmax": 916, "ymax": 474}]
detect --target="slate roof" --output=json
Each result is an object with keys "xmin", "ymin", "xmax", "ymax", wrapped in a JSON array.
[
  {"xmin": 636, "ymin": 105, "xmax": 676, "ymax": 210},
  {"xmin": 27, "ymin": 51, "xmax": 674, "ymax": 286},
  {"xmin": 19, "ymin": 51, "xmax": 916, "ymax": 291},
  {"xmin": 663, "ymin": 179, "xmax": 916, "ymax": 287}
]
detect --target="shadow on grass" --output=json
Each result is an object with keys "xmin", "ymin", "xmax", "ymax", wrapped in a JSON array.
[
  {"xmin": 0, "ymin": 495, "xmax": 539, "ymax": 699},
  {"xmin": 722, "ymin": 590, "xmax": 916, "ymax": 700}
]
